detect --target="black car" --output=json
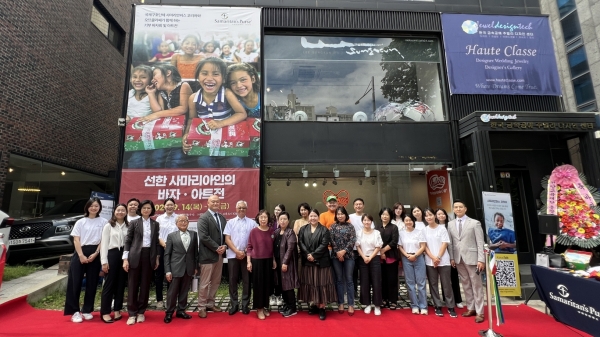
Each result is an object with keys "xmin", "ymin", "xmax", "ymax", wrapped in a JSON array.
[{"xmin": 0, "ymin": 199, "xmax": 88, "ymax": 264}]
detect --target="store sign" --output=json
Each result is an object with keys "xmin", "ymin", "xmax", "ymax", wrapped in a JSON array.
[
  {"xmin": 442, "ymin": 14, "xmax": 561, "ymax": 95},
  {"xmin": 480, "ymin": 114, "xmax": 517, "ymax": 122},
  {"xmin": 426, "ymin": 170, "xmax": 452, "ymax": 214},
  {"xmin": 490, "ymin": 122, "xmax": 596, "ymax": 130},
  {"xmin": 119, "ymin": 5, "xmax": 261, "ymax": 221}
]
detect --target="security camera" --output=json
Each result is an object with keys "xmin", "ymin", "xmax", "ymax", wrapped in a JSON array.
[{"xmin": 118, "ymin": 118, "xmax": 126, "ymax": 127}]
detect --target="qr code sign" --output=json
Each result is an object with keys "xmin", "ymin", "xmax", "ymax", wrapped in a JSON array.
[{"xmin": 496, "ymin": 260, "xmax": 517, "ymax": 288}]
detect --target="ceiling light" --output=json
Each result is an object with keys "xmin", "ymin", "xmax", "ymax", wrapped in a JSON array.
[
  {"xmin": 61, "ymin": 171, "xmax": 66, "ymax": 176},
  {"xmin": 286, "ymin": 179, "xmax": 291, "ymax": 186},
  {"xmin": 358, "ymin": 178, "xmax": 363, "ymax": 185},
  {"xmin": 304, "ymin": 180, "xmax": 309, "ymax": 187},
  {"xmin": 322, "ymin": 178, "xmax": 327, "ymax": 186},
  {"xmin": 332, "ymin": 178, "xmax": 338, "ymax": 185},
  {"xmin": 312, "ymin": 179, "xmax": 317, "ymax": 187},
  {"xmin": 371, "ymin": 177, "xmax": 376, "ymax": 185},
  {"xmin": 18, "ymin": 187, "xmax": 41, "ymax": 192},
  {"xmin": 267, "ymin": 178, "xmax": 271, "ymax": 186},
  {"xmin": 9, "ymin": 168, "xmax": 14, "ymax": 173}
]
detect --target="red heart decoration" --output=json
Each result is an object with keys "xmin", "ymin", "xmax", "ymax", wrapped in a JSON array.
[{"xmin": 322, "ymin": 190, "xmax": 350, "ymax": 207}]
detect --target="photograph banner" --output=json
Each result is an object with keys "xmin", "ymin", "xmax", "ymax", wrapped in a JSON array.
[
  {"xmin": 426, "ymin": 169, "xmax": 452, "ymax": 214},
  {"xmin": 482, "ymin": 191, "xmax": 517, "ymax": 254},
  {"xmin": 442, "ymin": 14, "xmax": 561, "ymax": 95},
  {"xmin": 120, "ymin": 5, "xmax": 261, "ymax": 222}
]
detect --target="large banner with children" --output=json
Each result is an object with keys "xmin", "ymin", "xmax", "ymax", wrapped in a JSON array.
[{"xmin": 120, "ymin": 5, "xmax": 261, "ymax": 221}]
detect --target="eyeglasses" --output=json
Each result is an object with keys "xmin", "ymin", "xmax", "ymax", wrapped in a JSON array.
[
  {"xmin": 237, "ymin": 207, "xmax": 247, "ymax": 209},
  {"xmin": 177, "ymin": 220, "xmax": 189, "ymax": 223}
]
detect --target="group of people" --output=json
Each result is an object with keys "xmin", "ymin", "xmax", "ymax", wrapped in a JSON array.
[
  {"xmin": 125, "ymin": 54, "xmax": 260, "ymax": 169},
  {"xmin": 63, "ymin": 194, "xmax": 486, "ymax": 325}
]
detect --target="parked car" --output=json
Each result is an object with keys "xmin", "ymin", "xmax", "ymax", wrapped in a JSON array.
[
  {"xmin": 0, "ymin": 199, "xmax": 88, "ymax": 264},
  {"xmin": 0, "ymin": 210, "xmax": 9, "ymax": 252}
]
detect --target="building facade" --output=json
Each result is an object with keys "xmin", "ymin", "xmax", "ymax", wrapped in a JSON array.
[{"xmin": 0, "ymin": 0, "xmax": 139, "ymax": 217}]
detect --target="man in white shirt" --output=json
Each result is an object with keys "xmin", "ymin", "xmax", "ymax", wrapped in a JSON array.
[
  {"xmin": 224, "ymin": 200, "xmax": 256, "ymax": 315},
  {"xmin": 447, "ymin": 200, "xmax": 485, "ymax": 323},
  {"xmin": 349, "ymin": 198, "xmax": 366, "ymax": 299}
]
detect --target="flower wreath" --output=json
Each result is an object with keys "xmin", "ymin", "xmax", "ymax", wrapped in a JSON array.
[{"xmin": 540, "ymin": 165, "xmax": 600, "ymax": 248}]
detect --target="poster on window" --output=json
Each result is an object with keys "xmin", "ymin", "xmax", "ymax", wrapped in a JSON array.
[
  {"xmin": 426, "ymin": 169, "xmax": 452, "ymax": 215},
  {"xmin": 441, "ymin": 14, "xmax": 561, "ymax": 95},
  {"xmin": 482, "ymin": 191, "xmax": 516, "ymax": 254},
  {"xmin": 119, "ymin": 5, "xmax": 261, "ymax": 222}
]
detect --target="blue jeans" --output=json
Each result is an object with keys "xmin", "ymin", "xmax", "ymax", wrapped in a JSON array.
[
  {"xmin": 402, "ymin": 254, "xmax": 427, "ymax": 310},
  {"xmin": 331, "ymin": 257, "xmax": 355, "ymax": 306},
  {"xmin": 124, "ymin": 151, "xmax": 146, "ymax": 169},
  {"xmin": 149, "ymin": 148, "xmax": 184, "ymax": 168},
  {"xmin": 197, "ymin": 156, "xmax": 244, "ymax": 168}
]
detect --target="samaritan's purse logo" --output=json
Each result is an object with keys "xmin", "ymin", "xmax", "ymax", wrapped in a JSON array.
[
  {"xmin": 196, "ymin": 122, "xmax": 211, "ymax": 136},
  {"xmin": 428, "ymin": 175, "xmax": 446, "ymax": 190},
  {"xmin": 252, "ymin": 119, "xmax": 261, "ymax": 132},
  {"xmin": 132, "ymin": 120, "xmax": 146, "ymax": 130},
  {"xmin": 462, "ymin": 20, "xmax": 478, "ymax": 34},
  {"xmin": 557, "ymin": 284, "xmax": 569, "ymax": 298}
]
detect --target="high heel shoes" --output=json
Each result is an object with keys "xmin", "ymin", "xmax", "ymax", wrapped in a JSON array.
[{"xmin": 101, "ymin": 315, "xmax": 114, "ymax": 324}]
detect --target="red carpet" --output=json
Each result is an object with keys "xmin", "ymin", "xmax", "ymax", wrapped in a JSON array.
[{"xmin": 0, "ymin": 296, "xmax": 591, "ymax": 337}]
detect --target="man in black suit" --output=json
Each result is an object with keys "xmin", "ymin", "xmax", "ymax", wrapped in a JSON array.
[
  {"xmin": 197, "ymin": 195, "xmax": 227, "ymax": 318},
  {"xmin": 164, "ymin": 215, "xmax": 198, "ymax": 323}
]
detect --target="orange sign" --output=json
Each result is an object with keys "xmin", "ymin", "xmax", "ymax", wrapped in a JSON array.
[
  {"xmin": 323, "ymin": 190, "xmax": 350, "ymax": 207},
  {"xmin": 426, "ymin": 170, "xmax": 452, "ymax": 213}
]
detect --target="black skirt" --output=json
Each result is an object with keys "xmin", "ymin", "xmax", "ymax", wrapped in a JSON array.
[{"xmin": 298, "ymin": 265, "xmax": 337, "ymax": 304}]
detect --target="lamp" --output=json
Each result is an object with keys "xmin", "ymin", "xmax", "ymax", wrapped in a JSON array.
[
  {"xmin": 358, "ymin": 178, "xmax": 363, "ymax": 185},
  {"xmin": 286, "ymin": 179, "xmax": 291, "ymax": 186},
  {"xmin": 322, "ymin": 178, "xmax": 327, "ymax": 186},
  {"xmin": 304, "ymin": 180, "xmax": 309, "ymax": 187},
  {"xmin": 267, "ymin": 178, "xmax": 271, "ymax": 186},
  {"xmin": 312, "ymin": 179, "xmax": 317, "ymax": 187},
  {"xmin": 332, "ymin": 178, "xmax": 338, "ymax": 185},
  {"xmin": 371, "ymin": 177, "xmax": 376, "ymax": 185}
]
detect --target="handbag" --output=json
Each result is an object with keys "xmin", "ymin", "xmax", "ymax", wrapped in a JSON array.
[{"xmin": 543, "ymin": 247, "xmax": 566, "ymax": 268}]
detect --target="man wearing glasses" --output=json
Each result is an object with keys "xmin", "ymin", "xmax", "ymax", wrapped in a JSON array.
[{"xmin": 224, "ymin": 200, "xmax": 257, "ymax": 315}]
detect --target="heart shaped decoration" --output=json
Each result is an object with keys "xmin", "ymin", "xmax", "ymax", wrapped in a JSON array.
[{"xmin": 322, "ymin": 190, "xmax": 350, "ymax": 207}]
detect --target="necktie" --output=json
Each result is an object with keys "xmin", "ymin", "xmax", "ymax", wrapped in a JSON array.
[
  {"xmin": 458, "ymin": 219, "xmax": 463, "ymax": 237},
  {"xmin": 214, "ymin": 213, "xmax": 223, "ymax": 245},
  {"xmin": 182, "ymin": 232, "xmax": 190, "ymax": 250}
]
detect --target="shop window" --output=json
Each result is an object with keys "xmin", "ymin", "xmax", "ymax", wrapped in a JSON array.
[
  {"xmin": 91, "ymin": 3, "xmax": 124, "ymax": 54},
  {"xmin": 567, "ymin": 47, "xmax": 590, "ymax": 78},
  {"xmin": 1, "ymin": 154, "xmax": 114, "ymax": 219},
  {"xmin": 560, "ymin": 11, "xmax": 582, "ymax": 44},
  {"xmin": 556, "ymin": 0, "xmax": 577, "ymax": 18},
  {"xmin": 264, "ymin": 35, "xmax": 445, "ymax": 122},
  {"xmin": 263, "ymin": 164, "xmax": 451, "ymax": 216},
  {"xmin": 577, "ymin": 101, "xmax": 597, "ymax": 112},
  {"xmin": 572, "ymin": 73, "xmax": 596, "ymax": 106}
]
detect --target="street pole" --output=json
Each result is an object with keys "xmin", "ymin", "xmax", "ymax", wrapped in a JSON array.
[
  {"xmin": 371, "ymin": 76, "xmax": 376, "ymax": 113},
  {"xmin": 479, "ymin": 244, "xmax": 503, "ymax": 337}
]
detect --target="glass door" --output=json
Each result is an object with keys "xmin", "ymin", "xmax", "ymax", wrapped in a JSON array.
[{"xmin": 448, "ymin": 163, "xmax": 482, "ymax": 220}]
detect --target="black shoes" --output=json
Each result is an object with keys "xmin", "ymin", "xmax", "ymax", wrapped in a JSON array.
[
  {"xmin": 308, "ymin": 305, "xmax": 319, "ymax": 315},
  {"xmin": 319, "ymin": 308, "xmax": 326, "ymax": 320},
  {"xmin": 448, "ymin": 308, "xmax": 458, "ymax": 318},
  {"xmin": 176, "ymin": 311, "xmax": 192, "ymax": 319},
  {"xmin": 242, "ymin": 305, "xmax": 250, "ymax": 315},
  {"xmin": 282, "ymin": 307, "xmax": 297, "ymax": 318},
  {"xmin": 229, "ymin": 304, "xmax": 239, "ymax": 316},
  {"xmin": 435, "ymin": 307, "xmax": 444, "ymax": 317},
  {"xmin": 164, "ymin": 313, "xmax": 172, "ymax": 324}
]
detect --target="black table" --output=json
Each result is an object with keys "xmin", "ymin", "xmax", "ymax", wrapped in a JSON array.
[{"xmin": 531, "ymin": 265, "xmax": 600, "ymax": 336}]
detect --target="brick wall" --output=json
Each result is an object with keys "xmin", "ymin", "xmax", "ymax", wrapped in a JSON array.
[{"xmin": 0, "ymin": 0, "xmax": 139, "ymax": 206}]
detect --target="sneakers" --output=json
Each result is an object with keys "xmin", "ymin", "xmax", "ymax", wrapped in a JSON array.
[
  {"xmin": 364, "ymin": 305, "xmax": 372, "ymax": 314},
  {"xmin": 420, "ymin": 308, "xmax": 428, "ymax": 315},
  {"xmin": 374, "ymin": 306, "xmax": 381, "ymax": 316},
  {"xmin": 136, "ymin": 314, "xmax": 145, "ymax": 323},
  {"xmin": 269, "ymin": 295, "xmax": 277, "ymax": 306},
  {"xmin": 82, "ymin": 313, "xmax": 93, "ymax": 321},
  {"xmin": 156, "ymin": 301, "xmax": 164, "ymax": 309},
  {"xmin": 71, "ymin": 312, "xmax": 83, "ymax": 323},
  {"xmin": 434, "ymin": 307, "xmax": 443, "ymax": 317},
  {"xmin": 127, "ymin": 317, "xmax": 136, "ymax": 325},
  {"xmin": 456, "ymin": 302, "xmax": 464, "ymax": 309},
  {"xmin": 282, "ymin": 308, "xmax": 297, "ymax": 317},
  {"xmin": 276, "ymin": 296, "xmax": 283, "ymax": 306},
  {"xmin": 448, "ymin": 308, "xmax": 458, "ymax": 318}
]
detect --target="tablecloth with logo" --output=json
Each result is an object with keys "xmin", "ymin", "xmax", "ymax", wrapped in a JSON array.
[{"xmin": 531, "ymin": 265, "xmax": 600, "ymax": 335}]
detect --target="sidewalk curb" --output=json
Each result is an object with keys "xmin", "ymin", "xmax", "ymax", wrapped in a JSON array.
[{"xmin": 26, "ymin": 275, "xmax": 68, "ymax": 305}]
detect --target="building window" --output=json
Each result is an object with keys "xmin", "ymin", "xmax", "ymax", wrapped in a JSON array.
[
  {"xmin": 264, "ymin": 35, "xmax": 445, "ymax": 122},
  {"xmin": 572, "ymin": 73, "xmax": 595, "ymax": 107},
  {"xmin": 557, "ymin": 0, "xmax": 577, "ymax": 18},
  {"xmin": 567, "ymin": 47, "xmax": 590, "ymax": 78},
  {"xmin": 560, "ymin": 11, "xmax": 582, "ymax": 44},
  {"xmin": 91, "ymin": 4, "xmax": 124, "ymax": 53}
]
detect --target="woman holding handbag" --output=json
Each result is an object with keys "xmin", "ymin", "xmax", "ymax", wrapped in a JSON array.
[{"xmin": 377, "ymin": 207, "xmax": 399, "ymax": 310}]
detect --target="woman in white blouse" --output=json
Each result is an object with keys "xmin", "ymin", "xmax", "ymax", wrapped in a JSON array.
[
  {"xmin": 356, "ymin": 214, "xmax": 383, "ymax": 316},
  {"xmin": 423, "ymin": 208, "xmax": 457, "ymax": 318},
  {"xmin": 126, "ymin": 198, "xmax": 141, "ymax": 222},
  {"xmin": 99, "ymin": 204, "xmax": 129, "ymax": 323},
  {"xmin": 411, "ymin": 206, "xmax": 427, "ymax": 230},
  {"xmin": 398, "ymin": 213, "xmax": 428, "ymax": 315},
  {"xmin": 154, "ymin": 198, "xmax": 178, "ymax": 309},
  {"xmin": 64, "ymin": 198, "xmax": 106, "ymax": 323},
  {"xmin": 391, "ymin": 202, "xmax": 406, "ymax": 231}
]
